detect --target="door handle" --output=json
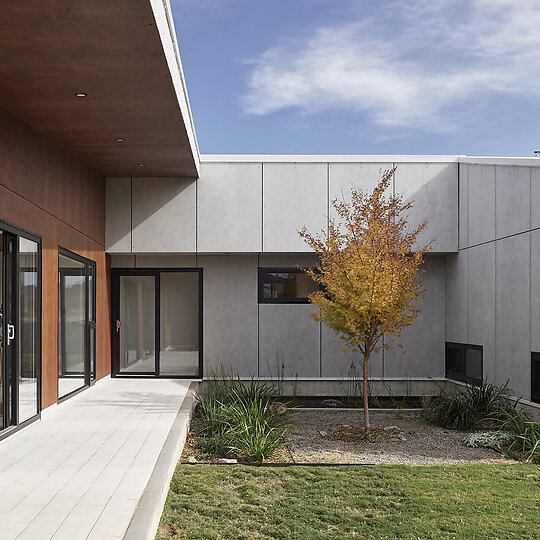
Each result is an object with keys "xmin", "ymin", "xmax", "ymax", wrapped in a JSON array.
[
  {"xmin": 7, "ymin": 323, "xmax": 15, "ymax": 346},
  {"xmin": 115, "ymin": 320, "xmax": 121, "ymax": 332}
]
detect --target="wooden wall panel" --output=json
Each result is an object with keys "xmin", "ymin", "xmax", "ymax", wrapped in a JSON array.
[
  {"xmin": 0, "ymin": 107, "xmax": 109, "ymax": 409},
  {"xmin": 0, "ymin": 107, "xmax": 105, "ymax": 245}
]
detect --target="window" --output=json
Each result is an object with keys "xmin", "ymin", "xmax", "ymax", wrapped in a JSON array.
[
  {"xmin": 58, "ymin": 249, "xmax": 96, "ymax": 400},
  {"xmin": 445, "ymin": 342, "xmax": 483, "ymax": 384},
  {"xmin": 258, "ymin": 268, "xmax": 318, "ymax": 303},
  {"xmin": 0, "ymin": 221, "xmax": 42, "ymax": 436},
  {"xmin": 112, "ymin": 268, "xmax": 202, "ymax": 378},
  {"xmin": 532, "ymin": 352, "xmax": 540, "ymax": 404}
]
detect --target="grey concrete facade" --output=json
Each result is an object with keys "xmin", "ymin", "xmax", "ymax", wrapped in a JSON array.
[
  {"xmin": 111, "ymin": 252, "xmax": 444, "ymax": 384},
  {"xmin": 447, "ymin": 159, "xmax": 540, "ymax": 403},
  {"xmin": 106, "ymin": 156, "xmax": 540, "ymax": 411},
  {"xmin": 106, "ymin": 157, "xmax": 459, "ymax": 255}
]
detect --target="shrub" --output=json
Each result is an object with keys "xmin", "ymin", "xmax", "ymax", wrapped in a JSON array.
[
  {"xmin": 464, "ymin": 380, "xmax": 513, "ymax": 417},
  {"xmin": 195, "ymin": 377, "xmax": 289, "ymax": 462},
  {"xmin": 463, "ymin": 431, "xmax": 512, "ymax": 448},
  {"xmin": 493, "ymin": 409, "xmax": 540, "ymax": 463},
  {"xmin": 197, "ymin": 432, "xmax": 236, "ymax": 457},
  {"xmin": 427, "ymin": 380, "xmax": 518, "ymax": 430},
  {"xmin": 427, "ymin": 393, "xmax": 479, "ymax": 429}
]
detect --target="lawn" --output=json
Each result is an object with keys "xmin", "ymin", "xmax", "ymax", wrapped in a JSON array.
[{"xmin": 157, "ymin": 464, "xmax": 540, "ymax": 539}]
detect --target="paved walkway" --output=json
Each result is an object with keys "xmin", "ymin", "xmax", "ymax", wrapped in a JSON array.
[{"xmin": 0, "ymin": 378, "xmax": 193, "ymax": 540}]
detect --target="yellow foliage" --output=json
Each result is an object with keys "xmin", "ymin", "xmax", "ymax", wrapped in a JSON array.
[{"xmin": 299, "ymin": 167, "xmax": 429, "ymax": 360}]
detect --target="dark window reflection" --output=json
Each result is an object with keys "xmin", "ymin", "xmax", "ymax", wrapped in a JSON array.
[{"xmin": 259, "ymin": 269, "xmax": 318, "ymax": 303}]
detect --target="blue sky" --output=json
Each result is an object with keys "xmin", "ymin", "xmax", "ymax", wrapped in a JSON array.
[{"xmin": 171, "ymin": 0, "xmax": 540, "ymax": 156}]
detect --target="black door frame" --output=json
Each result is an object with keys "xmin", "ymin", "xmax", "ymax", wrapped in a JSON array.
[
  {"xmin": 111, "ymin": 268, "xmax": 203, "ymax": 379},
  {"xmin": 0, "ymin": 219, "xmax": 42, "ymax": 441},
  {"xmin": 58, "ymin": 247, "xmax": 96, "ymax": 403}
]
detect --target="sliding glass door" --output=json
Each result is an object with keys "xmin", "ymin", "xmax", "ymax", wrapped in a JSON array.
[
  {"xmin": 18, "ymin": 238, "xmax": 40, "ymax": 423},
  {"xmin": 58, "ymin": 249, "xmax": 96, "ymax": 400},
  {"xmin": 0, "ymin": 222, "xmax": 41, "ymax": 435},
  {"xmin": 112, "ymin": 269, "xmax": 202, "ymax": 378},
  {"xmin": 118, "ymin": 275, "xmax": 156, "ymax": 374}
]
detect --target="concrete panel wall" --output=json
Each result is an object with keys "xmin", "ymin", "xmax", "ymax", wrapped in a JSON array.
[
  {"xmin": 328, "ymin": 163, "xmax": 393, "ymax": 224},
  {"xmin": 320, "ymin": 324, "xmax": 383, "ymax": 378},
  {"xmin": 110, "ymin": 254, "xmax": 135, "ymax": 268},
  {"xmin": 198, "ymin": 162, "xmax": 262, "ymax": 252},
  {"xmin": 258, "ymin": 304, "xmax": 321, "ymax": 378},
  {"xmin": 467, "ymin": 165, "xmax": 495, "ymax": 246},
  {"xmin": 495, "ymin": 234, "xmax": 531, "ymax": 397},
  {"xmin": 458, "ymin": 164, "xmax": 469, "ymax": 249},
  {"xmin": 384, "ymin": 256, "xmax": 446, "ymax": 378},
  {"xmin": 134, "ymin": 254, "xmax": 197, "ymax": 268},
  {"xmin": 495, "ymin": 166, "xmax": 530, "ymax": 239},
  {"xmin": 532, "ymin": 168, "xmax": 540, "ymax": 230},
  {"xmin": 394, "ymin": 163, "xmax": 458, "ymax": 252},
  {"xmin": 467, "ymin": 244, "xmax": 496, "ymax": 381},
  {"xmin": 262, "ymin": 163, "xmax": 328, "ymax": 252},
  {"xmin": 132, "ymin": 177, "xmax": 196, "ymax": 252},
  {"xmin": 258, "ymin": 253, "xmax": 318, "ymax": 268},
  {"xmin": 106, "ymin": 160, "xmax": 459, "ymax": 254},
  {"xmin": 531, "ymin": 231, "xmax": 540, "ymax": 353},
  {"xmin": 199, "ymin": 255, "xmax": 259, "ymax": 377},
  {"xmin": 445, "ymin": 252, "xmax": 468, "ymax": 343},
  {"xmin": 447, "ymin": 162, "xmax": 538, "ymax": 401},
  {"xmin": 106, "ymin": 177, "xmax": 131, "ymax": 252}
]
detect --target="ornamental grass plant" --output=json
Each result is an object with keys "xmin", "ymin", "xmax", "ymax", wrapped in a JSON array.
[{"xmin": 195, "ymin": 376, "xmax": 289, "ymax": 462}]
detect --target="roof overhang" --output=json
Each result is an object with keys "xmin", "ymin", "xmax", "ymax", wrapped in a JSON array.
[{"xmin": 0, "ymin": 0, "xmax": 199, "ymax": 177}]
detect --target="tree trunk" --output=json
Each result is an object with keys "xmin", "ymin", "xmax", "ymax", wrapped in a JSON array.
[{"xmin": 363, "ymin": 349, "xmax": 370, "ymax": 432}]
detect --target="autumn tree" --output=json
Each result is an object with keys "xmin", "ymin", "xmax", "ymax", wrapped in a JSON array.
[{"xmin": 299, "ymin": 168, "xmax": 429, "ymax": 431}]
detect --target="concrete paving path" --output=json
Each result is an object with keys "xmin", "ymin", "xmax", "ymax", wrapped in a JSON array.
[{"xmin": 0, "ymin": 378, "xmax": 193, "ymax": 540}]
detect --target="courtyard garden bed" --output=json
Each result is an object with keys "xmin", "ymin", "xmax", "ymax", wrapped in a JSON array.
[
  {"xmin": 184, "ymin": 378, "xmax": 539, "ymax": 465},
  {"xmin": 285, "ymin": 409, "xmax": 514, "ymax": 464},
  {"xmin": 157, "ymin": 463, "xmax": 540, "ymax": 539}
]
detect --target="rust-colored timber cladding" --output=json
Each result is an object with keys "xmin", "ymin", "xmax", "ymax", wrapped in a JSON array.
[
  {"xmin": 0, "ymin": 107, "xmax": 110, "ymax": 409},
  {"xmin": 0, "ymin": 0, "xmax": 197, "ymax": 178}
]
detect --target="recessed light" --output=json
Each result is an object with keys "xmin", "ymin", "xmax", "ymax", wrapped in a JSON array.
[
  {"xmin": 115, "ymin": 138, "xmax": 125, "ymax": 142},
  {"xmin": 137, "ymin": 163, "xmax": 144, "ymax": 167},
  {"xmin": 74, "ymin": 92, "xmax": 87, "ymax": 97}
]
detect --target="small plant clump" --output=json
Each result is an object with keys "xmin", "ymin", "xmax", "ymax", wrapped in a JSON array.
[
  {"xmin": 426, "ymin": 380, "xmax": 515, "ymax": 430},
  {"xmin": 426, "ymin": 380, "xmax": 540, "ymax": 463},
  {"xmin": 195, "ymin": 376, "xmax": 289, "ymax": 462},
  {"xmin": 463, "ymin": 431, "xmax": 512, "ymax": 448},
  {"xmin": 493, "ymin": 408, "xmax": 540, "ymax": 463}
]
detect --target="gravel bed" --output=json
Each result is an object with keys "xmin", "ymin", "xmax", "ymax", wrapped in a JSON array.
[{"xmin": 287, "ymin": 409, "xmax": 516, "ymax": 465}]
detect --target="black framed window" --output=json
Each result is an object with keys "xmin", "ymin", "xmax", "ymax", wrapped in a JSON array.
[
  {"xmin": 58, "ymin": 248, "xmax": 96, "ymax": 401},
  {"xmin": 258, "ymin": 268, "xmax": 318, "ymax": 304},
  {"xmin": 0, "ymin": 219, "xmax": 42, "ymax": 440},
  {"xmin": 112, "ymin": 268, "xmax": 203, "ymax": 379},
  {"xmin": 445, "ymin": 342, "xmax": 483, "ymax": 384},
  {"xmin": 532, "ymin": 352, "xmax": 540, "ymax": 404}
]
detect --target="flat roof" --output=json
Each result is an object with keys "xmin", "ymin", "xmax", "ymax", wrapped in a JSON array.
[
  {"xmin": 0, "ymin": 0, "xmax": 199, "ymax": 177},
  {"xmin": 201, "ymin": 155, "xmax": 464, "ymax": 163},
  {"xmin": 202, "ymin": 155, "xmax": 540, "ymax": 166}
]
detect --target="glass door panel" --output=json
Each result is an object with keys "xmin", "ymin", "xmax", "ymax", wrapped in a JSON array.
[
  {"xmin": 88, "ymin": 265, "xmax": 96, "ymax": 382},
  {"xmin": 0, "ymin": 224, "xmax": 41, "ymax": 434},
  {"xmin": 160, "ymin": 272, "xmax": 199, "ymax": 376},
  {"xmin": 0, "ymin": 231, "xmax": 4, "ymax": 429},
  {"xmin": 3, "ymin": 232, "xmax": 16, "ymax": 429},
  {"xmin": 58, "ymin": 250, "xmax": 95, "ymax": 400},
  {"xmin": 58, "ymin": 254, "xmax": 86, "ymax": 398},
  {"xmin": 118, "ymin": 275, "xmax": 155, "ymax": 374},
  {"xmin": 113, "ymin": 270, "xmax": 201, "ymax": 378},
  {"xmin": 18, "ymin": 237, "xmax": 39, "ymax": 423}
]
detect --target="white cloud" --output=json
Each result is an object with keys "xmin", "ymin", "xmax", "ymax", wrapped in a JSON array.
[{"xmin": 241, "ymin": 0, "xmax": 540, "ymax": 131}]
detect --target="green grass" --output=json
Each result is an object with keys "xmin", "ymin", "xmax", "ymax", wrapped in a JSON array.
[{"xmin": 157, "ymin": 464, "xmax": 540, "ymax": 539}]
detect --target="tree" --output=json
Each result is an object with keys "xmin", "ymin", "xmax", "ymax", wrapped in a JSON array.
[{"xmin": 299, "ymin": 168, "xmax": 429, "ymax": 431}]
